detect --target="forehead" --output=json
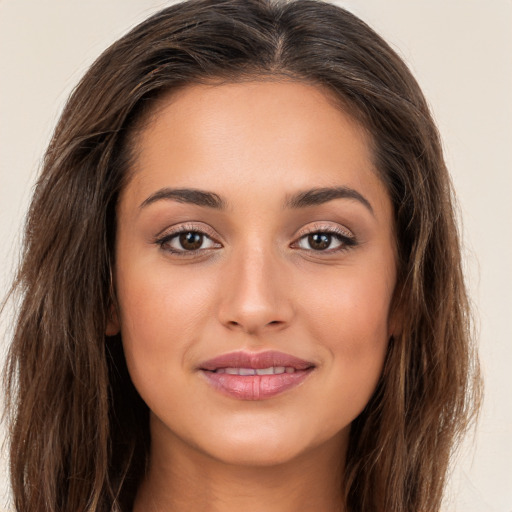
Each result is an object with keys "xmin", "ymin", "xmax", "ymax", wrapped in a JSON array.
[
  {"xmin": 122, "ymin": 80, "xmax": 389, "ymax": 218},
  {"xmin": 136, "ymin": 80, "xmax": 371, "ymax": 162}
]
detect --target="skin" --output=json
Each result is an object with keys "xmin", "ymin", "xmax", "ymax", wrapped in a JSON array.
[{"xmin": 109, "ymin": 80, "xmax": 397, "ymax": 512}]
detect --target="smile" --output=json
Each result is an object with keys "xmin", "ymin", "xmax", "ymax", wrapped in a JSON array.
[
  {"xmin": 214, "ymin": 366, "xmax": 296, "ymax": 375},
  {"xmin": 199, "ymin": 351, "xmax": 315, "ymax": 400}
]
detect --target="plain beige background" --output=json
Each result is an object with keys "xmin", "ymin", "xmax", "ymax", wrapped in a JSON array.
[{"xmin": 1, "ymin": 1, "xmax": 511, "ymax": 511}]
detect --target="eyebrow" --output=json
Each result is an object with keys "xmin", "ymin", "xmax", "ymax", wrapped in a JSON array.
[
  {"xmin": 286, "ymin": 186, "xmax": 374, "ymax": 214},
  {"xmin": 139, "ymin": 188, "xmax": 226, "ymax": 209},
  {"xmin": 139, "ymin": 185, "xmax": 373, "ymax": 215}
]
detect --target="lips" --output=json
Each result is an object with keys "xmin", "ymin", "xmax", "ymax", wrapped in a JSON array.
[{"xmin": 199, "ymin": 350, "xmax": 315, "ymax": 400}]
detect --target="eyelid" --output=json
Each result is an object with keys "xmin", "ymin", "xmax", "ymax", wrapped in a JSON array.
[
  {"xmin": 291, "ymin": 222, "xmax": 357, "ymax": 253},
  {"xmin": 296, "ymin": 222, "xmax": 354, "ymax": 238},
  {"xmin": 152, "ymin": 221, "xmax": 357, "ymax": 255},
  {"xmin": 153, "ymin": 222, "xmax": 223, "ymax": 252},
  {"xmin": 153, "ymin": 221, "xmax": 219, "ymax": 240}
]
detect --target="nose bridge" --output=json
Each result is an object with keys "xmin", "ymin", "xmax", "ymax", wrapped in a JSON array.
[{"xmin": 218, "ymin": 240, "xmax": 291, "ymax": 333}]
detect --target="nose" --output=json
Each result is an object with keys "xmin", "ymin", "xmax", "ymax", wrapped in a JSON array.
[{"xmin": 217, "ymin": 245, "xmax": 294, "ymax": 335}]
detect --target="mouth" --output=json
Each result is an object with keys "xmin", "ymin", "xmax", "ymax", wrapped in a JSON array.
[
  {"xmin": 198, "ymin": 350, "xmax": 315, "ymax": 401},
  {"xmin": 213, "ymin": 366, "xmax": 298, "ymax": 375}
]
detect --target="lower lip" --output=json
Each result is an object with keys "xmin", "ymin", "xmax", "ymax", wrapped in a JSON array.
[{"xmin": 200, "ymin": 369, "xmax": 313, "ymax": 400}]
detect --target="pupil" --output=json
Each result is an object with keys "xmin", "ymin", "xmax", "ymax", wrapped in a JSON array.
[
  {"xmin": 309, "ymin": 233, "xmax": 331, "ymax": 250},
  {"xmin": 179, "ymin": 232, "xmax": 203, "ymax": 250}
]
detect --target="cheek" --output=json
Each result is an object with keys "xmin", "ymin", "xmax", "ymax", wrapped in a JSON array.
[
  {"xmin": 299, "ymin": 263, "xmax": 394, "ymax": 409},
  {"xmin": 114, "ymin": 262, "xmax": 216, "ymax": 396},
  {"xmin": 302, "ymin": 261, "xmax": 394, "ymax": 342},
  {"xmin": 117, "ymin": 258, "xmax": 214, "ymax": 333}
]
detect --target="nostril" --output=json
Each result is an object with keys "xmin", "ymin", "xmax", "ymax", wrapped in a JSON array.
[{"xmin": 224, "ymin": 319, "xmax": 284, "ymax": 332}]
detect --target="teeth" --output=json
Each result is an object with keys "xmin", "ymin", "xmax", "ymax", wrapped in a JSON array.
[
  {"xmin": 256, "ymin": 367, "xmax": 274, "ymax": 375},
  {"xmin": 215, "ymin": 366, "xmax": 296, "ymax": 375}
]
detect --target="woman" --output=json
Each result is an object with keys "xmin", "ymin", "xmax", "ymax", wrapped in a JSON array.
[{"xmin": 2, "ymin": 0, "xmax": 481, "ymax": 511}]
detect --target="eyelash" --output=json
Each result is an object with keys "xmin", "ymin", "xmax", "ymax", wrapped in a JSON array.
[
  {"xmin": 154, "ymin": 223, "xmax": 357, "ymax": 256},
  {"xmin": 154, "ymin": 223, "xmax": 221, "ymax": 256},
  {"xmin": 292, "ymin": 224, "xmax": 357, "ymax": 253}
]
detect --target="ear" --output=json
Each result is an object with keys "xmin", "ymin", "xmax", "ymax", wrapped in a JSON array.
[{"xmin": 106, "ymin": 303, "xmax": 120, "ymax": 336}]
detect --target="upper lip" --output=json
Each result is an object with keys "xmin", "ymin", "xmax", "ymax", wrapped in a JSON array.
[{"xmin": 199, "ymin": 350, "xmax": 315, "ymax": 371}]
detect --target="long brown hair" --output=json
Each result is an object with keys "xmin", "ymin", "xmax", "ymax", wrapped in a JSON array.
[{"xmin": 3, "ymin": 1, "xmax": 481, "ymax": 510}]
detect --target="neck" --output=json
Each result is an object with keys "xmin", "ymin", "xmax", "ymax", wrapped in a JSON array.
[{"xmin": 133, "ymin": 418, "xmax": 347, "ymax": 512}]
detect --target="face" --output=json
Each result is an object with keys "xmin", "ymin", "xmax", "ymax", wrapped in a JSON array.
[{"xmin": 111, "ymin": 81, "xmax": 397, "ymax": 467}]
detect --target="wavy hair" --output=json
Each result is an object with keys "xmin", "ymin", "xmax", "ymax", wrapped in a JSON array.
[{"xmin": 3, "ymin": 1, "xmax": 481, "ymax": 510}]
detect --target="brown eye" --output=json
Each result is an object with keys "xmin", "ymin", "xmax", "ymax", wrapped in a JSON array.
[
  {"xmin": 307, "ymin": 233, "xmax": 332, "ymax": 250},
  {"xmin": 157, "ymin": 229, "xmax": 220, "ymax": 254},
  {"xmin": 179, "ymin": 232, "xmax": 204, "ymax": 250},
  {"xmin": 295, "ymin": 228, "xmax": 356, "ymax": 253}
]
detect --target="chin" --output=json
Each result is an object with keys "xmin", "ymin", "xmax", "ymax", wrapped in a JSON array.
[
  {"xmin": 210, "ymin": 440, "xmax": 304, "ymax": 467},
  {"xmin": 188, "ymin": 419, "xmax": 349, "ymax": 468}
]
